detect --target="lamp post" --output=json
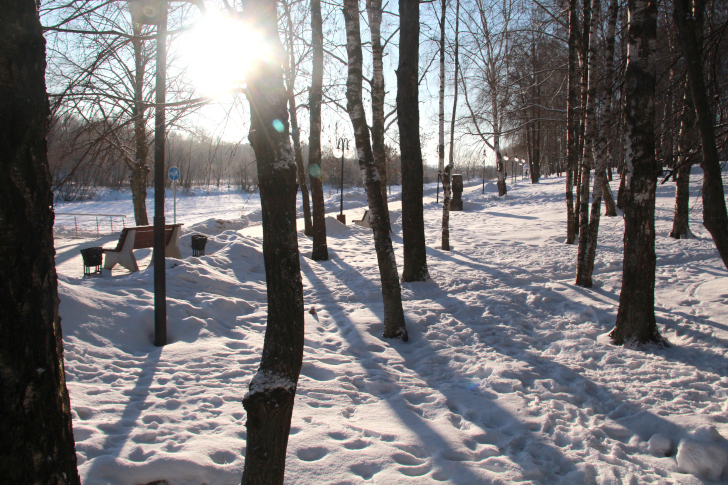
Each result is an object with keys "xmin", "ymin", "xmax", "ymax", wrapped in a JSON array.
[
  {"xmin": 334, "ymin": 137, "xmax": 348, "ymax": 224},
  {"xmin": 482, "ymin": 148, "xmax": 486, "ymax": 194},
  {"xmin": 130, "ymin": 0, "xmax": 168, "ymax": 347}
]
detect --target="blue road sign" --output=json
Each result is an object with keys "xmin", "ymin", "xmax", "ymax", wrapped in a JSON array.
[{"xmin": 168, "ymin": 166, "xmax": 180, "ymax": 181}]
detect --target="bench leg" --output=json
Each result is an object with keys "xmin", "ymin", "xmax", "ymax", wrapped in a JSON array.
[{"xmin": 165, "ymin": 225, "xmax": 182, "ymax": 259}]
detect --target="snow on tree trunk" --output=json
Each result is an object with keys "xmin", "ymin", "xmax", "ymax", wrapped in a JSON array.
[
  {"xmin": 609, "ymin": 0, "xmax": 666, "ymax": 346},
  {"xmin": 343, "ymin": 0, "xmax": 408, "ymax": 341},
  {"xmin": 398, "ymin": 0, "xmax": 429, "ymax": 281},
  {"xmin": 674, "ymin": 0, "xmax": 728, "ymax": 269},
  {"xmin": 240, "ymin": 1, "xmax": 305, "ymax": 482},
  {"xmin": 0, "ymin": 1, "xmax": 81, "ymax": 481},
  {"xmin": 309, "ymin": 0, "xmax": 328, "ymax": 261}
]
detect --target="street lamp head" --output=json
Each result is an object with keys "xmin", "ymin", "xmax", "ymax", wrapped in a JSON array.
[{"xmin": 333, "ymin": 148, "xmax": 343, "ymax": 158}]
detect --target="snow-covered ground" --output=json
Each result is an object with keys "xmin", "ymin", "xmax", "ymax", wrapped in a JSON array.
[{"xmin": 54, "ymin": 170, "xmax": 728, "ymax": 484}]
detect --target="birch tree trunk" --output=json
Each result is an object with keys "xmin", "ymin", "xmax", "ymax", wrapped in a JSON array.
[
  {"xmin": 0, "ymin": 1, "xmax": 80, "ymax": 481},
  {"xmin": 240, "ymin": 1, "xmax": 305, "ymax": 482},
  {"xmin": 283, "ymin": 0, "xmax": 313, "ymax": 236},
  {"xmin": 601, "ymin": 0, "xmax": 619, "ymax": 218},
  {"xmin": 565, "ymin": 0, "xmax": 579, "ymax": 244},
  {"xmin": 309, "ymin": 0, "xmax": 328, "ymax": 260},
  {"xmin": 398, "ymin": 0, "xmax": 429, "ymax": 281},
  {"xmin": 670, "ymin": 91, "xmax": 695, "ymax": 239},
  {"xmin": 442, "ymin": 0, "xmax": 460, "ymax": 251},
  {"xmin": 609, "ymin": 0, "xmax": 665, "ymax": 346},
  {"xmin": 366, "ymin": 0, "xmax": 391, "ymax": 230},
  {"xmin": 575, "ymin": 0, "xmax": 599, "ymax": 287},
  {"xmin": 674, "ymin": 0, "xmax": 728, "ymax": 269},
  {"xmin": 343, "ymin": 0, "xmax": 408, "ymax": 341},
  {"xmin": 437, "ymin": 0, "xmax": 446, "ymax": 204}
]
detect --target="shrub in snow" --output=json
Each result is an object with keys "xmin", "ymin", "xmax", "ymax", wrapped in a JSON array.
[
  {"xmin": 648, "ymin": 433, "xmax": 672, "ymax": 457},
  {"xmin": 676, "ymin": 438, "xmax": 728, "ymax": 481}
]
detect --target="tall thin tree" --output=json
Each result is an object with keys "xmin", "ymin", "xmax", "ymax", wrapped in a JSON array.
[
  {"xmin": 442, "ymin": 0, "xmax": 461, "ymax": 252},
  {"xmin": 309, "ymin": 0, "xmax": 328, "ymax": 260},
  {"xmin": 398, "ymin": 0, "xmax": 430, "ymax": 281},
  {"xmin": 674, "ymin": 0, "xmax": 728, "ymax": 269},
  {"xmin": 343, "ymin": 0, "xmax": 408, "ymax": 341}
]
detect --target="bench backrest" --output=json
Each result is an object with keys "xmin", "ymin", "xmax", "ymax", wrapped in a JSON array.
[{"xmin": 115, "ymin": 224, "xmax": 182, "ymax": 250}]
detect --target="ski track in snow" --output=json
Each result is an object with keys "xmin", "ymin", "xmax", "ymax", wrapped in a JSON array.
[{"xmin": 54, "ymin": 171, "xmax": 728, "ymax": 484}]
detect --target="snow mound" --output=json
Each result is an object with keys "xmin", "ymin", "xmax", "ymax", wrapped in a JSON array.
[
  {"xmin": 648, "ymin": 433, "xmax": 672, "ymax": 457},
  {"xmin": 188, "ymin": 216, "xmax": 249, "ymax": 235},
  {"xmin": 324, "ymin": 216, "xmax": 351, "ymax": 238},
  {"xmin": 676, "ymin": 438, "xmax": 728, "ymax": 481}
]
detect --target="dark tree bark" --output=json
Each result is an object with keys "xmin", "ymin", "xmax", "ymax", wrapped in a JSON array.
[
  {"xmin": 442, "ymin": 0, "xmax": 460, "ymax": 252},
  {"xmin": 130, "ymin": 21, "xmax": 150, "ymax": 226},
  {"xmin": 575, "ymin": 0, "xmax": 599, "ymax": 287},
  {"xmin": 309, "ymin": 0, "xmax": 328, "ymax": 261},
  {"xmin": 670, "ymin": 91, "xmax": 695, "ymax": 239},
  {"xmin": 343, "ymin": 0, "xmax": 408, "ymax": 341},
  {"xmin": 283, "ymin": 0, "xmax": 313, "ymax": 237},
  {"xmin": 609, "ymin": 0, "xmax": 666, "ymax": 346},
  {"xmin": 565, "ymin": 0, "xmax": 579, "ymax": 244},
  {"xmin": 674, "ymin": 0, "xmax": 728, "ymax": 269},
  {"xmin": 240, "ymin": 1, "xmax": 305, "ymax": 483},
  {"xmin": 366, "ymin": 0, "xmax": 391, "ymax": 230},
  {"xmin": 397, "ymin": 0, "xmax": 429, "ymax": 282},
  {"xmin": 0, "ymin": 1, "xmax": 80, "ymax": 482}
]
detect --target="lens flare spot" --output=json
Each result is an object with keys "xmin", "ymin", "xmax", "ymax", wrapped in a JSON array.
[
  {"xmin": 272, "ymin": 119, "xmax": 285, "ymax": 133},
  {"xmin": 309, "ymin": 164, "xmax": 322, "ymax": 179}
]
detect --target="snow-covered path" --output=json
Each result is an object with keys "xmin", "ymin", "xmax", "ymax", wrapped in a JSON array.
[{"xmin": 55, "ymin": 173, "xmax": 728, "ymax": 484}]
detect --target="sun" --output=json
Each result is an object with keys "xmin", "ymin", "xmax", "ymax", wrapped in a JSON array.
[{"xmin": 183, "ymin": 12, "xmax": 268, "ymax": 97}]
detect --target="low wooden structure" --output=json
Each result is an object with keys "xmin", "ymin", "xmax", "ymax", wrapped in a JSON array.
[{"xmin": 103, "ymin": 224, "xmax": 183, "ymax": 272}]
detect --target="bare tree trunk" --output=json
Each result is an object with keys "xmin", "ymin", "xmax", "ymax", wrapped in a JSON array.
[
  {"xmin": 398, "ymin": 0, "xmax": 429, "ymax": 281},
  {"xmin": 610, "ymin": 0, "xmax": 665, "ymax": 346},
  {"xmin": 674, "ymin": 0, "xmax": 728, "ymax": 269},
  {"xmin": 344, "ymin": 0, "xmax": 408, "ymax": 341},
  {"xmin": 601, "ymin": 0, "xmax": 619, "ymax": 218},
  {"xmin": 130, "ymin": 21, "xmax": 150, "ymax": 226},
  {"xmin": 366, "ymin": 0, "xmax": 391, "ymax": 230},
  {"xmin": 283, "ymin": 0, "xmax": 312, "ymax": 236},
  {"xmin": 437, "ymin": 0, "xmax": 446, "ymax": 204},
  {"xmin": 670, "ymin": 91, "xmax": 695, "ymax": 239},
  {"xmin": 566, "ymin": 0, "xmax": 579, "ymax": 244},
  {"xmin": 240, "ymin": 1, "xmax": 305, "ymax": 483},
  {"xmin": 575, "ymin": 0, "xmax": 599, "ymax": 287},
  {"xmin": 309, "ymin": 0, "xmax": 328, "ymax": 260},
  {"xmin": 442, "ymin": 0, "xmax": 460, "ymax": 251},
  {"xmin": 0, "ymin": 1, "xmax": 80, "ymax": 481}
]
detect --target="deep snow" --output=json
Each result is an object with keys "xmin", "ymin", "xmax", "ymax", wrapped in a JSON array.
[{"xmin": 53, "ymin": 171, "xmax": 728, "ymax": 484}]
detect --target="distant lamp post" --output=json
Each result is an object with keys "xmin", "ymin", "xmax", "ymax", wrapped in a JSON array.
[
  {"xmin": 482, "ymin": 148, "xmax": 487, "ymax": 194},
  {"xmin": 334, "ymin": 138, "xmax": 349, "ymax": 224}
]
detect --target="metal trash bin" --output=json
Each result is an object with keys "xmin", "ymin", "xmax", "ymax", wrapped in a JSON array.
[
  {"xmin": 80, "ymin": 247, "xmax": 103, "ymax": 275},
  {"xmin": 191, "ymin": 234, "xmax": 208, "ymax": 257}
]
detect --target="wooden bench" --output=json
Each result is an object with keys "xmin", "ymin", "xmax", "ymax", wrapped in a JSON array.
[
  {"xmin": 103, "ymin": 224, "xmax": 183, "ymax": 272},
  {"xmin": 353, "ymin": 210, "xmax": 371, "ymax": 228}
]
